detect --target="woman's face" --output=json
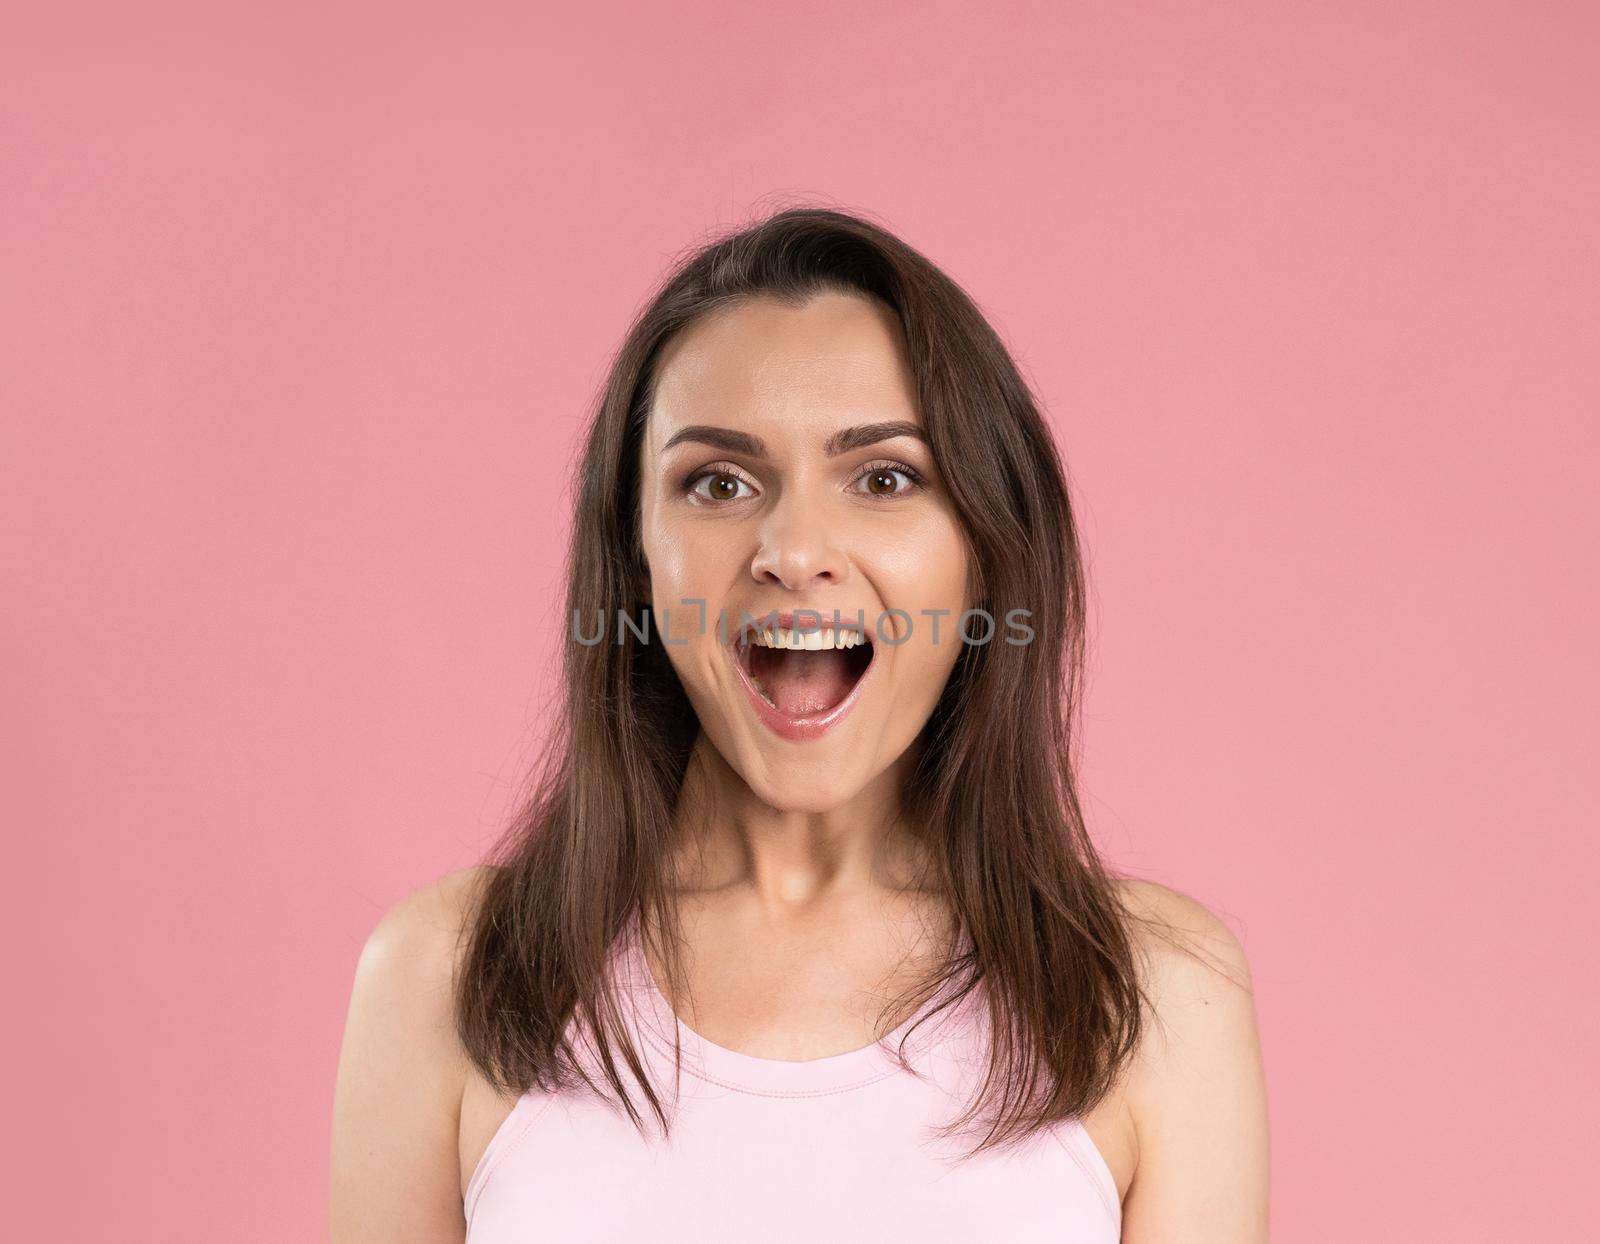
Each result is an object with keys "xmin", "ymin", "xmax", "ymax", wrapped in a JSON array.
[{"xmin": 637, "ymin": 291, "xmax": 972, "ymax": 813}]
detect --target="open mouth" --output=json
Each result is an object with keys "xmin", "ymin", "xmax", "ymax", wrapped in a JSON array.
[{"xmin": 730, "ymin": 616, "xmax": 875, "ymax": 739}]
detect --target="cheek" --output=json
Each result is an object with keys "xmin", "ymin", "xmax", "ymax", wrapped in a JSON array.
[
  {"xmin": 874, "ymin": 512, "xmax": 972, "ymax": 667},
  {"xmin": 641, "ymin": 513, "xmax": 734, "ymax": 677},
  {"xmin": 895, "ymin": 512, "xmax": 971, "ymax": 609},
  {"xmin": 642, "ymin": 506, "xmax": 723, "ymax": 595}
]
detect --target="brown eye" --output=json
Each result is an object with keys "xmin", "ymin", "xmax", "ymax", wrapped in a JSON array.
[
  {"xmin": 687, "ymin": 470, "xmax": 756, "ymax": 503},
  {"xmin": 852, "ymin": 463, "xmax": 923, "ymax": 498}
]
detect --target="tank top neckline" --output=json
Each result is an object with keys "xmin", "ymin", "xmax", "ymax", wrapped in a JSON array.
[{"xmin": 618, "ymin": 914, "xmax": 975, "ymax": 1097}]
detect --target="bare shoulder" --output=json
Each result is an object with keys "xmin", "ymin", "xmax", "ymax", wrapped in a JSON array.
[
  {"xmin": 1113, "ymin": 877, "xmax": 1255, "ymax": 999},
  {"xmin": 342, "ymin": 863, "xmax": 500, "ymax": 1097},
  {"xmin": 362, "ymin": 864, "xmax": 497, "ymax": 972},
  {"xmin": 1110, "ymin": 876, "xmax": 1259, "ymax": 1086},
  {"xmin": 329, "ymin": 865, "xmax": 499, "ymax": 1242},
  {"xmin": 1109, "ymin": 877, "xmax": 1270, "ymax": 1241},
  {"xmin": 345, "ymin": 864, "xmax": 496, "ymax": 1039}
]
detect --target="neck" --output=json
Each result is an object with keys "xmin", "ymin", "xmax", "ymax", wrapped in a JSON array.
[{"xmin": 662, "ymin": 734, "xmax": 937, "ymax": 911}]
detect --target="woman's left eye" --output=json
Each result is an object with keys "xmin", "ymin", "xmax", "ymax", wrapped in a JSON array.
[{"xmin": 852, "ymin": 463, "xmax": 925, "ymax": 498}]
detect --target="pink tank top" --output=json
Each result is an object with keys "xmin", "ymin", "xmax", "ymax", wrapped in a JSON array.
[{"xmin": 464, "ymin": 919, "xmax": 1121, "ymax": 1240}]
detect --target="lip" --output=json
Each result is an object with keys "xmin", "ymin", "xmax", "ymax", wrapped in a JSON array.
[
  {"xmin": 729, "ymin": 608, "xmax": 869, "ymax": 646},
  {"xmin": 726, "ymin": 609, "xmax": 876, "ymax": 742}
]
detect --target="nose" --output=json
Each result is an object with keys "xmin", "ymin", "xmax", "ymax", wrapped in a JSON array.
[{"xmin": 748, "ymin": 489, "xmax": 848, "ymax": 591}]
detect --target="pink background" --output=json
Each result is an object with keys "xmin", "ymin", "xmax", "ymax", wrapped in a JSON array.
[{"xmin": 4, "ymin": 3, "xmax": 1595, "ymax": 1239}]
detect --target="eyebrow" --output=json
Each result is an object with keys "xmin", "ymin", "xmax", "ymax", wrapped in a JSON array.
[{"xmin": 661, "ymin": 420, "xmax": 928, "ymax": 459}]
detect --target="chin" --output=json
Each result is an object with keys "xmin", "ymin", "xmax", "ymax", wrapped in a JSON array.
[
  {"xmin": 697, "ymin": 722, "xmax": 876, "ymax": 809},
  {"xmin": 743, "ymin": 757, "xmax": 871, "ymax": 814}
]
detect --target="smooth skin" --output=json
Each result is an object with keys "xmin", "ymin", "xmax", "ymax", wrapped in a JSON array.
[{"xmin": 330, "ymin": 293, "xmax": 1270, "ymax": 1241}]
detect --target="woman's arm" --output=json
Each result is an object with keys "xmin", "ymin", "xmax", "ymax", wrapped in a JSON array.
[
  {"xmin": 329, "ymin": 873, "xmax": 479, "ymax": 1243},
  {"xmin": 1118, "ymin": 882, "xmax": 1271, "ymax": 1242}
]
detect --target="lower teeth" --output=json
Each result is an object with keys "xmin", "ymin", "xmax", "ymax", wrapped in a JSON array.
[{"xmin": 751, "ymin": 676, "xmax": 775, "ymax": 707}]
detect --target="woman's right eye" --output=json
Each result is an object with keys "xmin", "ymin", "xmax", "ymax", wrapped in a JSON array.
[{"xmin": 686, "ymin": 469, "xmax": 757, "ymax": 504}]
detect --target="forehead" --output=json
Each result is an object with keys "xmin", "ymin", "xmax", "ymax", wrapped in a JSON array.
[{"xmin": 647, "ymin": 292, "xmax": 919, "ymax": 441}]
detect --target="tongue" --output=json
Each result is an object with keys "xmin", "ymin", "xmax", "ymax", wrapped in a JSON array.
[{"xmin": 751, "ymin": 647, "xmax": 856, "ymax": 716}]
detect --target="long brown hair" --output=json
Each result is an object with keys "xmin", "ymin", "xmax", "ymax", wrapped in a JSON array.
[{"xmin": 456, "ymin": 204, "xmax": 1152, "ymax": 1157}]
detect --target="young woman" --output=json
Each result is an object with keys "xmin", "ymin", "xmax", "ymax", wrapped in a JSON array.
[{"xmin": 330, "ymin": 207, "xmax": 1270, "ymax": 1241}]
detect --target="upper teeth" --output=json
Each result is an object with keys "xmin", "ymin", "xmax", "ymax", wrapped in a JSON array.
[{"xmin": 748, "ymin": 627, "xmax": 864, "ymax": 651}]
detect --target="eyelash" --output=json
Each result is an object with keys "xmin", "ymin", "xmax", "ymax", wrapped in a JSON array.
[{"xmin": 682, "ymin": 459, "xmax": 928, "ymax": 504}]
